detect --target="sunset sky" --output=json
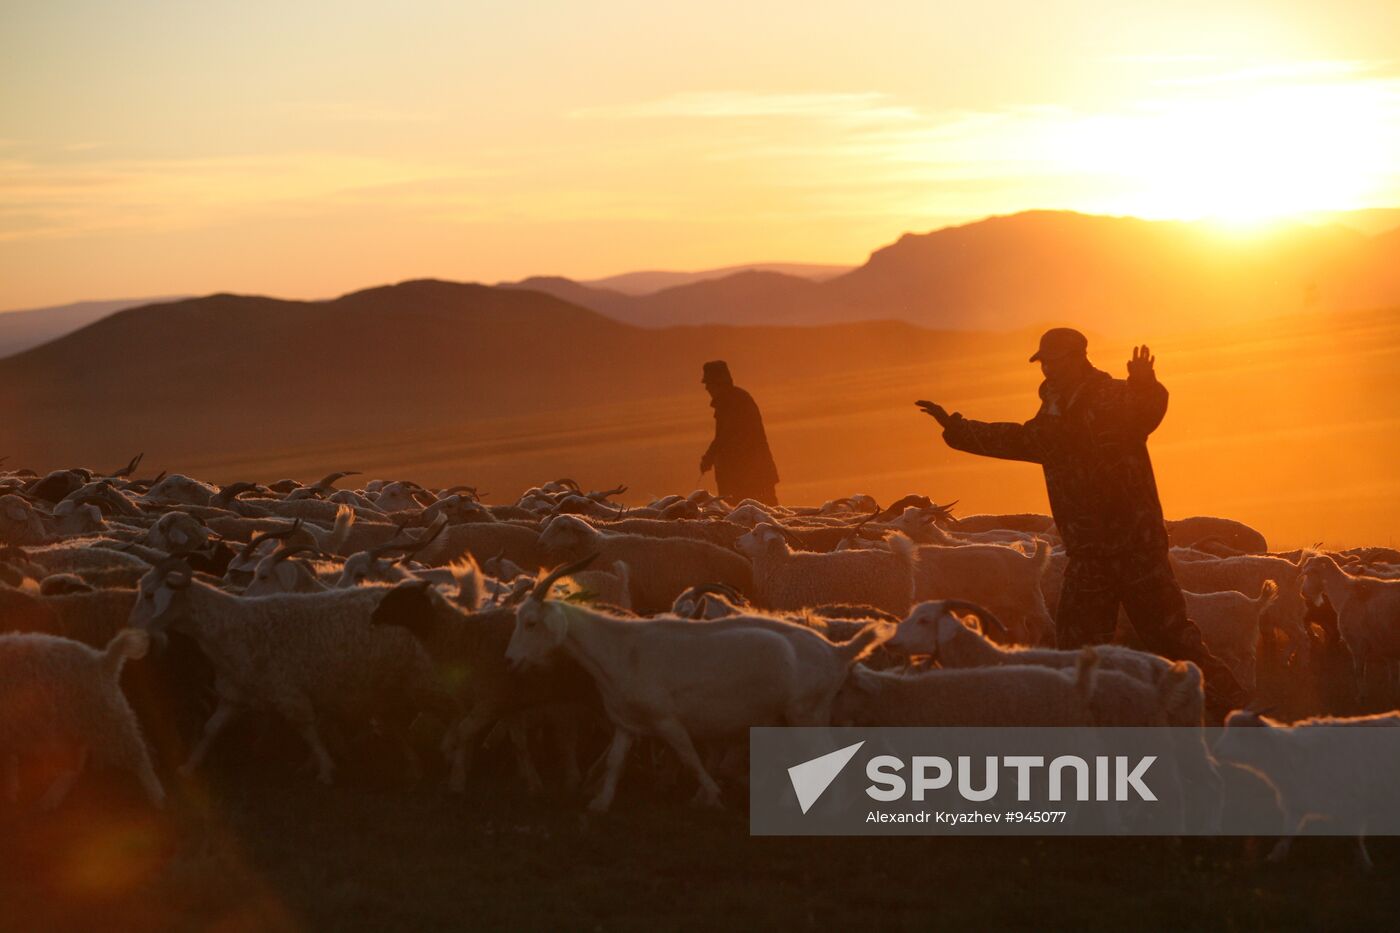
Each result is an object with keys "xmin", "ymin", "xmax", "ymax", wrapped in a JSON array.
[{"xmin": 3, "ymin": 0, "xmax": 1399, "ymax": 309}]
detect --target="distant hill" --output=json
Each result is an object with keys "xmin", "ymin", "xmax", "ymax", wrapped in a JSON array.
[
  {"xmin": 0, "ymin": 296, "xmax": 187, "ymax": 358},
  {"xmin": 581, "ymin": 262, "xmax": 851, "ymax": 295},
  {"xmin": 12, "ymin": 210, "xmax": 1400, "ymax": 349},
  {"xmin": 0, "ymin": 279, "xmax": 992, "ymax": 472},
  {"xmin": 508, "ymin": 211, "xmax": 1400, "ymax": 333}
]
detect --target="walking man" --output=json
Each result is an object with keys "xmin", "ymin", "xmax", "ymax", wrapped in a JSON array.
[
  {"xmin": 916, "ymin": 328, "xmax": 1246, "ymax": 716},
  {"xmin": 699, "ymin": 360, "xmax": 780, "ymax": 506}
]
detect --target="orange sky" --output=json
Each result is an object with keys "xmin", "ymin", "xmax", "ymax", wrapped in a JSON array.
[{"xmin": 2, "ymin": 0, "xmax": 1399, "ymax": 310}]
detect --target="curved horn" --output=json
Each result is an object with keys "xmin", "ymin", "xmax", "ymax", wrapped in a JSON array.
[
  {"xmin": 529, "ymin": 553, "xmax": 599, "ymax": 602},
  {"xmin": 688, "ymin": 582, "xmax": 746, "ymax": 603},
  {"xmin": 314, "ymin": 471, "xmax": 360, "ymax": 490},
  {"xmin": 849, "ymin": 508, "xmax": 882, "ymax": 530},
  {"xmin": 552, "ymin": 478, "xmax": 581, "ymax": 492},
  {"xmin": 239, "ymin": 520, "xmax": 301, "ymax": 560},
  {"xmin": 270, "ymin": 543, "xmax": 319, "ymax": 565},
  {"xmin": 875, "ymin": 494, "xmax": 934, "ymax": 522},
  {"xmin": 442, "ymin": 485, "xmax": 480, "ymax": 500},
  {"xmin": 112, "ymin": 452, "xmax": 144, "ymax": 478},
  {"xmin": 936, "ymin": 599, "xmax": 1010, "ymax": 639},
  {"xmin": 215, "ymin": 481, "xmax": 258, "ymax": 506},
  {"xmin": 394, "ymin": 514, "xmax": 449, "ymax": 561}
]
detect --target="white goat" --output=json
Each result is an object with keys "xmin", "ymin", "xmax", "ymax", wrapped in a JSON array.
[
  {"xmin": 1183, "ymin": 581, "xmax": 1279, "ymax": 691},
  {"xmin": 736, "ymin": 523, "xmax": 916, "ymax": 615},
  {"xmin": 540, "ymin": 514, "xmax": 751, "ymax": 614},
  {"xmin": 831, "ymin": 653, "xmax": 1098, "ymax": 727},
  {"xmin": 128, "ymin": 558, "xmax": 444, "ymax": 784},
  {"xmin": 889, "ymin": 600, "xmax": 1205, "ymax": 727},
  {"xmin": 1300, "ymin": 553, "xmax": 1400, "ymax": 697},
  {"xmin": 1, "ymin": 494, "xmax": 49, "ymax": 545},
  {"xmin": 1215, "ymin": 709, "xmax": 1400, "ymax": 871},
  {"xmin": 505, "ymin": 557, "xmax": 884, "ymax": 812},
  {"xmin": 0, "ymin": 628, "xmax": 164, "ymax": 809}
]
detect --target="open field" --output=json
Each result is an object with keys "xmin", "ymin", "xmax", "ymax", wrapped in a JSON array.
[
  {"xmin": 4, "ymin": 765, "xmax": 1399, "ymax": 933},
  {"xmin": 164, "ymin": 304, "xmax": 1400, "ymax": 550}
]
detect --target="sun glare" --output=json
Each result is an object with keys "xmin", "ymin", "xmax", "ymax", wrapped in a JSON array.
[{"xmin": 1057, "ymin": 78, "xmax": 1396, "ymax": 225}]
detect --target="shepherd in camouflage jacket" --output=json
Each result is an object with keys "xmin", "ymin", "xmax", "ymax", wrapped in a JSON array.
[{"xmin": 917, "ymin": 328, "xmax": 1246, "ymax": 717}]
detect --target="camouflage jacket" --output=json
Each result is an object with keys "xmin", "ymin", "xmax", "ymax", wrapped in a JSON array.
[
  {"xmin": 941, "ymin": 366, "xmax": 1170, "ymax": 557},
  {"xmin": 705, "ymin": 385, "xmax": 779, "ymax": 496}
]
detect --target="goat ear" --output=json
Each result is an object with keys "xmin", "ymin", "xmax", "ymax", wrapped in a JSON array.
[{"xmin": 950, "ymin": 610, "xmax": 981, "ymax": 634}]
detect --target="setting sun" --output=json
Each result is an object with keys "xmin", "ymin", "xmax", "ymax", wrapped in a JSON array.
[{"xmin": 1059, "ymin": 76, "xmax": 1398, "ymax": 223}]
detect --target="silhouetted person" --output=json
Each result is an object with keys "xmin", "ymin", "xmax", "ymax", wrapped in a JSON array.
[
  {"xmin": 699, "ymin": 360, "xmax": 779, "ymax": 506},
  {"xmin": 916, "ymin": 328, "xmax": 1246, "ymax": 717}
]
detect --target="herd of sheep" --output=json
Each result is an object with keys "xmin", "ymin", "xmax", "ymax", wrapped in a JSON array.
[{"xmin": 2, "ymin": 462, "xmax": 1399, "ymax": 869}]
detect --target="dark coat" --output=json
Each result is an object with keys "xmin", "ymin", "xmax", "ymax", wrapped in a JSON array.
[
  {"xmin": 941, "ymin": 366, "xmax": 1169, "ymax": 557},
  {"xmin": 704, "ymin": 385, "xmax": 779, "ymax": 503}
]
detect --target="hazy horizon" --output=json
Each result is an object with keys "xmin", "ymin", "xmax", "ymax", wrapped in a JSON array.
[{"xmin": 4, "ymin": 203, "xmax": 1398, "ymax": 316}]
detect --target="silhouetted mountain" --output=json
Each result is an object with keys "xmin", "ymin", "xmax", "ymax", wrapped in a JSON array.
[
  {"xmin": 582, "ymin": 262, "xmax": 851, "ymax": 295},
  {"xmin": 0, "ymin": 296, "xmax": 188, "ymax": 358},
  {"xmin": 13, "ymin": 211, "xmax": 1398, "ymax": 352},
  {"xmin": 501, "ymin": 276, "xmax": 639, "ymax": 321},
  {"xmin": 0, "ymin": 279, "xmax": 989, "ymax": 472},
  {"xmin": 508, "ymin": 211, "xmax": 1400, "ymax": 333},
  {"xmin": 824, "ymin": 211, "xmax": 1370, "ymax": 332}
]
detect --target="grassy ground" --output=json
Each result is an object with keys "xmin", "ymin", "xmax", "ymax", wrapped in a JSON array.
[
  {"xmin": 180, "ymin": 307, "xmax": 1400, "ymax": 551},
  {"xmin": 4, "ymin": 760, "xmax": 1396, "ymax": 933}
]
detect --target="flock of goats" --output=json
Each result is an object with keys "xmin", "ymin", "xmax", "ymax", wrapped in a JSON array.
[{"xmin": 2, "ymin": 459, "xmax": 1399, "ymax": 867}]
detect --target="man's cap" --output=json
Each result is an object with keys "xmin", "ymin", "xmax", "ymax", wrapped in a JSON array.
[
  {"xmin": 701, "ymin": 360, "xmax": 733, "ymax": 385},
  {"xmin": 1029, "ymin": 327, "xmax": 1088, "ymax": 363}
]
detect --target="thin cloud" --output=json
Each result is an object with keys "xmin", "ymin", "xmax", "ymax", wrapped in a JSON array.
[
  {"xmin": 1109, "ymin": 54, "xmax": 1224, "ymax": 65},
  {"xmin": 272, "ymin": 100, "xmax": 442, "ymax": 124},
  {"xmin": 572, "ymin": 91, "xmax": 921, "ymax": 124},
  {"xmin": 1156, "ymin": 59, "xmax": 1373, "ymax": 87},
  {"xmin": 0, "ymin": 152, "xmax": 478, "ymax": 242}
]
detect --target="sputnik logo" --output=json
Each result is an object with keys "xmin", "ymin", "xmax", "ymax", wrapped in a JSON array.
[{"xmin": 787, "ymin": 741, "xmax": 864, "ymax": 814}]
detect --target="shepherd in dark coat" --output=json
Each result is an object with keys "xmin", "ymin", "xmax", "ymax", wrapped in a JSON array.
[
  {"xmin": 699, "ymin": 361, "xmax": 780, "ymax": 506},
  {"xmin": 916, "ymin": 328, "xmax": 1246, "ymax": 717}
]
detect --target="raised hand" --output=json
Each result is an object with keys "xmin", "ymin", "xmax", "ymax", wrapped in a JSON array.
[
  {"xmin": 915, "ymin": 400, "xmax": 953, "ymax": 427},
  {"xmin": 1127, "ymin": 345, "xmax": 1155, "ymax": 382}
]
